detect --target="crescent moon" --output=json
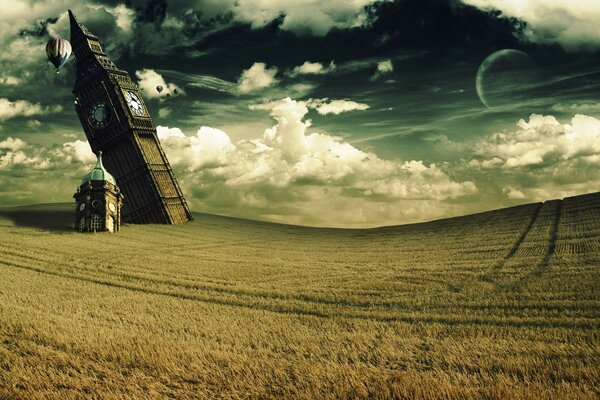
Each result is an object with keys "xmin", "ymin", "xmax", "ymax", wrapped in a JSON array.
[{"xmin": 476, "ymin": 49, "xmax": 536, "ymax": 110}]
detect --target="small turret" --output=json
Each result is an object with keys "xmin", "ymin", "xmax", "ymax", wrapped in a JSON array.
[
  {"xmin": 74, "ymin": 152, "xmax": 123, "ymax": 233},
  {"xmin": 81, "ymin": 151, "xmax": 115, "ymax": 186}
]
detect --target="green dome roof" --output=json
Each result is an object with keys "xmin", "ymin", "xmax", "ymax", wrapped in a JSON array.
[{"xmin": 81, "ymin": 152, "xmax": 116, "ymax": 185}]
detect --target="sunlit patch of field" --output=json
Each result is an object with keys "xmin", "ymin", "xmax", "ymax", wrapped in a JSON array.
[{"xmin": 0, "ymin": 193, "xmax": 598, "ymax": 399}]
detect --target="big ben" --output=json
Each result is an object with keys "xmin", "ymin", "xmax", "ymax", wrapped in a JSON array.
[{"xmin": 69, "ymin": 10, "xmax": 192, "ymax": 224}]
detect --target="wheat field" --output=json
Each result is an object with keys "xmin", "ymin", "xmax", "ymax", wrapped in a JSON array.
[{"xmin": 0, "ymin": 192, "xmax": 599, "ymax": 399}]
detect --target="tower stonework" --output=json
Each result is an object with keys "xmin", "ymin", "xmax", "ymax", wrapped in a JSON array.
[{"xmin": 69, "ymin": 10, "xmax": 192, "ymax": 224}]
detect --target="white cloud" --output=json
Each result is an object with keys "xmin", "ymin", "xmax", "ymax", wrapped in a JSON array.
[
  {"xmin": 237, "ymin": 63, "xmax": 279, "ymax": 94},
  {"xmin": 305, "ymin": 98, "xmax": 370, "ymax": 115},
  {"xmin": 0, "ymin": 137, "xmax": 95, "ymax": 171},
  {"xmin": 157, "ymin": 126, "xmax": 235, "ymax": 170},
  {"xmin": 105, "ymin": 4, "xmax": 135, "ymax": 33},
  {"xmin": 62, "ymin": 140, "xmax": 95, "ymax": 164},
  {"xmin": 157, "ymin": 97, "xmax": 476, "ymax": 226},
  {"xmin": 377, "ymin": 60, "xmax": 393, "ymax": 74},
  {"xmin": 472, "ymin": 113, "xmax": 600, "ymax": 169},
  {"xmin": 0, "ymin": 150, "xmax": 42, "ymax": 170},
  {"xmin": 503, "ymin": 186, "xmax": 526, "ymax": 199},
  {"xmin": 0, "ymin": 98, "xmax": 61, "ymax": 119},
  {"xmin": 287, "ymin": 61, "xmax": 336, "ymax": 77},
  {"xmin": 216, "ymin": 0, "xmax": 390, "ymax": 36},
  {"xmin": 461, "ymin": 0, "xmax": 600, "ymax": 51},
  {"xmin": 371, "ymin": 59, "xmax": 394, "ymax": 80},
  {"xmin": 0, "ymin": 137, "xmax": 26, "ymax": 151},
  {"xmin": 0, "ymin": 75, "xmax": 20, "ymax": 85},
  {"xmin": 0, "ymin": 135, "xmax": 100, "ymax": 205},
  {"xmin": 135, "ymin": 69, "xmax": 183, "ymax": 99},
  {"xmin": 465, "ymin": 113, "xmax": 600, "ymax": 204}
]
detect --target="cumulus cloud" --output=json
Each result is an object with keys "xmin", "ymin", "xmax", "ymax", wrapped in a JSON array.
[
  {"xmin": 135, "ymin": 69, "xmax": 183, "ymax": 99},
  {"xmin": 0, "ymin": 137, "xmax": 27, "ymax": 151},
  {"xmin": 466, "ymin": 113, "xmax": 600, "ymax": 203},
  {"xmin": 157, "ymin": 126, "xmax": 235, "ymax": 169},
  {"xmin": 237, "ymin": 62, "xmax": 279, "ymax": 94},
  {"xmin": 62, "ymin": 139, "xmax": 95, "ymax": 164},
  {"xmin": 472, "ymin": 113, "xmax": 600, "ymax": 169},
  {"xmin": 461, "ymin": 0, "xmax": 600, "ymax": 51},
  {"xmin": 0, "ymin": 98, "xmax": 62, "ymax": 119},
  {"xmin": 0, "ymin": 137, "xmax": 94, "ymax": 171},
  {"xmin": 287, "ymin": 61, "xmax": 336, "ymax": 77},
  {"xmin": 157, "ymin": 97, "xmax": 476, "ymax": 226},
  {"xmin": 305, "ymin": 98, "xmax": 370, "ymax": 115},
  {"xmin": 0, "ymin": 135, "xmax": 98, "ymax": 205}
]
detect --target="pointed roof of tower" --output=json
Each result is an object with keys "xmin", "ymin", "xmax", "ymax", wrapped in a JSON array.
[
  {"xmin": 68, "ymin": 9, "xmax": 97, "ymax": 43},
  {"xmin": 81, "ymin": 151, "xmax": 116, "ymax": 186}
]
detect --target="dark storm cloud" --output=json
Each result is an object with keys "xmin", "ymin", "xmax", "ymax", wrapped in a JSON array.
[
  {"xmin": 18, "ymin": 18, "xmax": 58, "ymax": 37},
  {"xmin": 181, "ymin": 0, "xmax": 525, "ymax": 73},
  {"xmin": 364, "ymin": 0, "xmax": 525, "ymax": 56},
  {"xmin": 137, "ymin": 0, "xmax": 168, "ymax": 25},
  {"xmin": 71, "ymin": 0, "xmax": 528, "ymax": 70}
]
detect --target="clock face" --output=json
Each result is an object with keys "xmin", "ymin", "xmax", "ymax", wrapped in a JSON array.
[
  {"xmin": 92, "ymin": 199, "xmax": 102, "ymax": 208},
  {"xmin": 79, "ymin": 202, "xmax": 86, "ymax": 211},
  {"xmin": 124, "ymin": 90, "xmax": 145, "ymax": 117},
  {"xmin": 88, "ymin": 101, "xmax": 111, "ymax": 128},
  {"xmin": 109, "ymin": 203, "xmax": 116, "ymax": 212}
]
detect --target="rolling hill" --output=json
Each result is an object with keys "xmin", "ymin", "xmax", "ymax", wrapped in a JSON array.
[{"xmin": 0, "ymin": 192, "xmax": 599, "ymax": 399}]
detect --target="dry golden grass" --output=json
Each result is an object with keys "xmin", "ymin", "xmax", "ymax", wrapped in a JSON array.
[{"xmin": 0, "ymin": 193, "xmax": 599, "ymax": 399}]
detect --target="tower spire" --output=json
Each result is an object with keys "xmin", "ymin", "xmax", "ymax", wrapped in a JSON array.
[{"xmin": 68, "ymin": 9, "xmax": 97, "ymax": 44}]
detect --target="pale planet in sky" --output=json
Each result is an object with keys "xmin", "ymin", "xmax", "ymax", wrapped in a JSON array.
[{"xmin": 476, "ymin": 49, "xmax": 538, "ymax": 110}]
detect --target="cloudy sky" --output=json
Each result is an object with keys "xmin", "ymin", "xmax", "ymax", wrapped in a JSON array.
[{"xmin": 1, "ymin": 0, "xmax": 600, "ymax": 227}]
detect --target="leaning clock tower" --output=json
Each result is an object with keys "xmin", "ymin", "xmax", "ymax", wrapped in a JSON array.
[{"xmin": 69, "ymin": 10, "xmax": 192, "ymax": 224}]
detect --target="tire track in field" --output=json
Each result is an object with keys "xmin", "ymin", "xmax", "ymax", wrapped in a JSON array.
[
  {"xmin": 541, "ymin": 200, "xmax": 562, "ymax": 269},
  {"xmin": 521, "ymin": 199, "xmax": 563, "ymax": 284},
  {"xmin": 0, "ymin": 246, "xmax": 452, "ymax": 311},
  {"xmin": 1, "ymin": 259, "xmax": 596, "ymax": 330},
  {"xmin": 460, "ymin": 203, "xmax": 543, "ymax": 291},
  {"xmin": 499, "ymin": 200, "xmax": 563, "ymax": 292}
]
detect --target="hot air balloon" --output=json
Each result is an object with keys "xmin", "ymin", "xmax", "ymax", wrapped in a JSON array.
[
  {"xmin": 166, "ymin": 93, "xmax": 171, "ymax": 98},
  {"xmin": 156, "ymin": 85, "xmax": 163, "ymax": 93},
  {"xmin": 173, "ymin": 88, "xmax": 179, "ymax": 95},
  {"xmin": 46, "ymin": 38, "xmax": 72, "ymax": 74}
]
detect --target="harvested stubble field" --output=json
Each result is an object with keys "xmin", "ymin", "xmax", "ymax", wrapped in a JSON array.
[{"xmin": 0, "ymin": 192, "xmax": 599, "ymax": 400}]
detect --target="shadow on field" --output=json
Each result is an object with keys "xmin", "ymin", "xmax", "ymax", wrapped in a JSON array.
[{"xmin": 0, "ymin": 203, "xmax": 74, "ymax": 232}]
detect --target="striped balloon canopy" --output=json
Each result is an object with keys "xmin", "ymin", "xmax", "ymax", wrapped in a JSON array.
[{"xmin": 45, "ymin": 38, "xmax": 72, "ymax": 74}]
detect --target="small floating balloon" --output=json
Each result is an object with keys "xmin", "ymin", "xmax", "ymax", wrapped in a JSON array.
[
  {"xmin": 166, "ymin": 93, "xmax": 171, "ymax": 97},
  {"xmin": 46, "ymin": 38, "xmax": 72, "ymax": 74},
  {"xmin": 173, "ymin": 88, "xmax": 178, "ymax": 95},
  {"xmin": 156, "ymin": 85, "xmax": 163, "ymax": 93}
]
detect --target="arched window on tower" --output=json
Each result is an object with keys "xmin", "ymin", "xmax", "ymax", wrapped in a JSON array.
[
  {"xmin": 79, "ymin": 217, "xmax": 86, "ymax": 232},
  {"xmin": 91, "ymin": 213, "xmax": 102, "ymax": 232}
]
